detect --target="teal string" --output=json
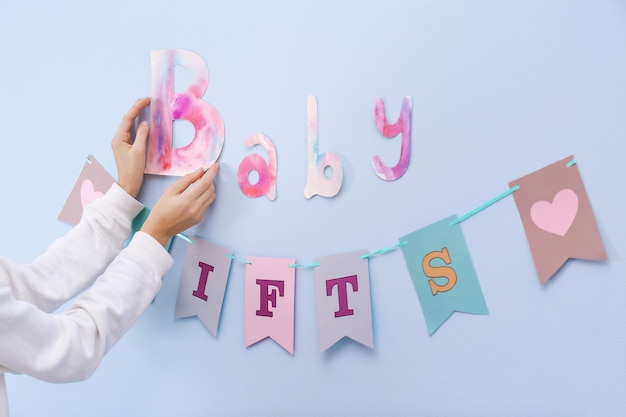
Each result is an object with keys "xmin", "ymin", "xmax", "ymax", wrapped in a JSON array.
[
  {"xmin": 175, "ymin": 233, "xmax": 194, "ymax": 244},
  {"xmin": 288, "ymin": 262, "xmax": 321, "ymax": 268},
  {"xmin": 450, "ymin": 185, "xmax": 520, "ymax": 226},
  {"xmin": 567, "ymin": 158, "xmax": 577, "ymax": 167},
  {"xmin": 361, "ymin": 241, "xmax": 408, "ymax": 259},
  {"xmin": 226, "ymin": 253, "xmax": 252, "ymax": 265}
]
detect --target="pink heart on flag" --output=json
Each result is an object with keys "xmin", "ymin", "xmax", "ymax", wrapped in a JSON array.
[
  {"xmin": 80, "ymin": 179, "xmax": 104, "ymax": 208},
  {"xmin": 530, "ymin": 189, "xmax": 578, "ymax": 237}
]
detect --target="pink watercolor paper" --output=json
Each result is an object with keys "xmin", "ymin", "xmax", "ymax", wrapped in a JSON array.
[
  {"xmin": 58, "ymin": 155, "xmax": 115, "ymax": 225},
  {"xmin": 237, "ymin": 133, "xmax": 277, "ymax": 200},
  {"xmin": 371, "ymin": 96, "xmax": 413, "ymax": 181},
  {"xmin": 303, "ymin": 95, "xmax": 343, "ymax": 198},
  {"xmin": 147, "ymin": 49, "xmax": 224, "ymax": 176},
  {"xmin": 244, "ymin": 256, "xmax": 296, "ymax": 354}
]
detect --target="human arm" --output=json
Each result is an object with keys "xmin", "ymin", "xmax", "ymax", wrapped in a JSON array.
[
  {"xmin": 0, "ymin": 232, "xmax": 173, "ymax": 382},
  {"xmin": 0, "ymin": 155, "xmax": 220, "ymax": 382},
  {"xmin": 0, "ymin": 99, "xmax": 151, "ymax": 311},
  {"xmin": 0, "ymin": 183, "xmax": 144, "ymax": 312}
]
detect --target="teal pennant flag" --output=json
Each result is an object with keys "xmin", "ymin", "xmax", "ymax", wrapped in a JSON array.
[{"xmin": 400, "ymin": 215, "xmax": 488, "ymax": 335}]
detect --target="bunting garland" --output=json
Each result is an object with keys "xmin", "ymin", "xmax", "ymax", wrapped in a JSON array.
[{"xmin": 59, "ymin": 154, "xmax": 608, "ymax": 354}]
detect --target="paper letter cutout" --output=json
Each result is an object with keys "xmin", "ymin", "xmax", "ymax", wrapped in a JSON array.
[
  {"xmin": 400, "ymin": 216, "xmax": 489, "ymax": 335},
  {"xmin": 422, "ymin": 248, "xmax": 457, "ymax": 295},
  {"xmin": 314, "ymin": 250, "xmax": 373, "ymax": 352},
  {"xmin": 371, "ymin": 96, "xmax": 413, "ymax": 180},
  {"xmin": 509, "ymin": 155, "xmax": 607, "ymax": 284},
  {"xmin": 175, "ymin": 236, "xmax": 232, "ymax": 336},
  {"xmin": 58, "ymin": 155, "xmax": 115, "ymax": 225},
  {"xmin": 237, "ymin": 133, "xmax": 277, "ymax": 200},
  {"xmin": 244, "ymin": 256, "xmax": 296, "ymax": 354},
  {"xmin": 147, "ymin": 49, "xmax": 224, "ymax": 176},
  {"xmin": 304, "ymin": 95, "xmax": 344, "ymax": 199}
]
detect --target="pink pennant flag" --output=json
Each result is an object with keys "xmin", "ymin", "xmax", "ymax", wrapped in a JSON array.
[
  {"xmin": 313, "ymin": 250, "xmax": 373, "ymax": 352},
  {"xmin": 509, "ymin": 155, "xmax": 607, "ymax": 284},
  {"xmin": 58, "ymin": 155, "xmax": 115, "ymax": 225},
  {"xmin": 175, "ymin": 236, "xmax": 233, "ymax": 336},
  {"xmin": 244, "ymin": 256, "xmax": 296, "ymax": 354}
]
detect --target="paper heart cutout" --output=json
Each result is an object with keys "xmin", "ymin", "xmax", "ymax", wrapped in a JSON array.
[
  {"xmin": 80, "ymin": 179, "xmax": 104, "ymax": 208},
  {"xmin": 530, "ymin": 189, "xmax": 578, "ymax": 237}
]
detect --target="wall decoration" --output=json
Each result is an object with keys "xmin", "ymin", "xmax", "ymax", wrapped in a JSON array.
[
  {"xmin": 62, "ymin": 141, "xmax": 607, "ymax": 352},
  {"xmin": 371, "ymin": 96, "xmax": 413, "ymax": 181},
  {"xmin": 509, "ymin": 155, "xmax": 607, "ymax": 284},
  {"xmin": 175, "ymin": 236, "xmax": 233, "ymax": 336},
  {"xmin": 313, "ymin": 250, "xmax": 374, "ymax": 352},
  {"xmin": 147, "ymin": 49, "xmax": 225, "ymax": 176},
  {"xmin": 244, "ymin": 256, "xmax": 296, "ymax": 354},
  {"xmin": 400, "ymin": 215, "xmax": 489, "ymax": 335},
  {"xmin": 237, "ymin": 133, "xmax": 278, "ymax": 201},
  {"xmin": 303, "ymin": 95, "xmax": 344, "ymax": 199}
]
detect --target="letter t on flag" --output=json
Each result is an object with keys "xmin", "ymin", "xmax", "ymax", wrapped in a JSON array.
[
  {"xmin": 313, "ymin": 250, "xmax": 374, "ymax": 352},
  {"xmin": 244, "ymin": 256, "xmax": 296, "ymax": 354}
]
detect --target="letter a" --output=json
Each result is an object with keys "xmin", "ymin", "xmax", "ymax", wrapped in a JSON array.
[{"xmin": 147, "ymin": 49, "xmax": 225, "ymax": 176}]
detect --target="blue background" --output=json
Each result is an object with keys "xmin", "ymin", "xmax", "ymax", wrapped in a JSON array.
[{"xmin": 1, "ymin": 1, "xmax": 625, "ymax": 415}]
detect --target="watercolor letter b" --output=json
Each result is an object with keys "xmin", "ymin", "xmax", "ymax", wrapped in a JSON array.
[{"xmin": 147, "ymin": 49, "xmax": 225, "ymax": 176}]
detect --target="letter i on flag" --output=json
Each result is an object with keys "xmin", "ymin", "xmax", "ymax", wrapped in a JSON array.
[
  {"xmin": 509, "ymin": 155, "xmax": 607, "ymax": 284},
  {"xmin": 175, "ymin": 236, "xmax": 233, "ymax": 336},
  {"xmin": 244, "ymin": 256, "xmax": 296, "ymax": 354},
  {"xmin": 400, "ymin": 216, "xmax": 488, "ymax": 335},
  {"xmin": 313, "ymin": 250, "xmax": 374, "ymax": 352}
]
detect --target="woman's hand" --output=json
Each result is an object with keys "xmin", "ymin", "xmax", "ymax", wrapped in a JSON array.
[
  {"xmin": 111, "ymin": 97, "xmax": 150, "ymax": 198},
  {"xmin": 141, "ymin": 163, "xmax": 220, "ymax": 247}
]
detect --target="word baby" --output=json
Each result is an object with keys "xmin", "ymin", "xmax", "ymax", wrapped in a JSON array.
[{"xmin": 147, "ymin": 49, "xmax": 413, "ymax": 199}]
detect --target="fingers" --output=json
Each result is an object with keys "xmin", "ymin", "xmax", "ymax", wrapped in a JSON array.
[
  {"xmin": 114, "ymin": 97, "xmax": 150, "ymax": 143},
  {"xmin": 170, "ymin": 167, "xmax": 205, "ymax": 194},
  {"xmin": 182, "ymin": 163, "xmax": 220, "ymax": 198}
]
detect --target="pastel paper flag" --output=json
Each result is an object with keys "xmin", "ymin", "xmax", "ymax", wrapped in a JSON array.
[
  {"xmin": 175, "ymin": 236, "xmax": 233, "ymax": 336},
  {"xmin": 400, "ymin": 216, "xmax": 489, "ymax": 335},
  {"xmin": 244, "ymin": 256, "xmax": 296, "ymax": 354},
  {"xmin": 58, "ymin": 155, "xmax": 115, "ymax": 225},
  {"xmin": 509, "ymin": 155, "xmax": 607, "ymax": 284},
  {"xmin": 313, "ymin": 250, "xmax": 374, "ymax": 352}
]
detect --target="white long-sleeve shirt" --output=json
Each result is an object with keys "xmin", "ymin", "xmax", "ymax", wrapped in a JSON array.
[{"xmin": 0, "ymin": 183, "xmax": 174, "ymax": 417}]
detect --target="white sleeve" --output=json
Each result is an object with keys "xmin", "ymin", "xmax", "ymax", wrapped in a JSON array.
[
  {"xmin": 0, "ymin": 231, "xmax": 173, "ymax": 382},
  {"xmin": 0, "ymin": 183, "xmax": 144, "ymax": 313}
]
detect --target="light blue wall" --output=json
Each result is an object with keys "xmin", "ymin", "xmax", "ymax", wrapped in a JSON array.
[{"xmin": 1, "ymin": 1, "xmax": 625, "ymax": 415}]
